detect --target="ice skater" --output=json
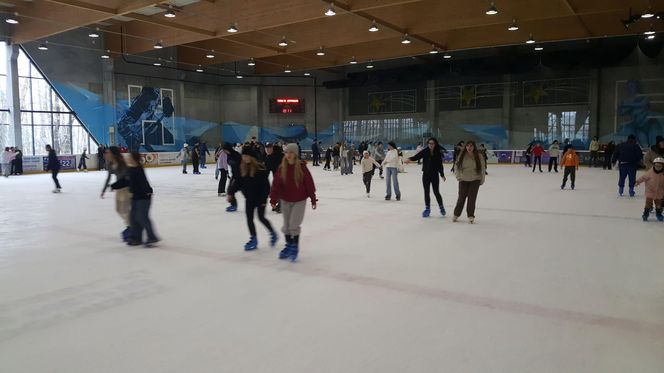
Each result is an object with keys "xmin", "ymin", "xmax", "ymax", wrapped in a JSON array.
[
  {"xmin": 177, "ymin": 144, "xmax": 190, "ymax": 174},
  {"xmin": 269, "ymin": 143, "xmax": 317, "ymax": 262},
  {"xmin": 199, "ymin": 141, "xmax": 210, "ymax": 169},
  {"xmin": 45, "ymin": 145, "xmax": 62, "ymax": 193},
  {"xmin": 524, "ymin": 144, "xmax": 532, "ymax": 167},
  {"xmin": 531, "ymin": 142, "xmax": 544, "ymax": 172},
  {"xmin": 548, "ymin": 140, "xmax": 560, "ymax": 172},
  {"xmin": 1, "ymin": 147, "xmax": 10, "ymax": 178},
  {"xmin": 225, "ymin": 143, "xmax": 242, "ymax": 212},
  {"xmin": 264, "ymin": 142, "xmax": 284, "ymax": 213},
  {"xmin": 635, "ymin": 157, "xmax": 664, "ymax": 221},
  {"xmin": 324, "ymin": 146, "xmax": 332, "ymax": 170},
  {"xmin": 228, "ymin": 145, "xmax": 278, "ymax": 251},
  {"xmin": 372, "ymin": 142, "xmax": 385, "ymax": 178},
  {"xmin": 215, "ymin": 144, "xmax": 229, "ymax": 196},
  {"xmin": 102, "ymin": 146, "xmax": 132, "ymax": 241},
  {"xmin": 479, "ymin": 143, "xmax": 488, "ymax": 175},
  {"xmin": 113, "ymin": 152, "xmax": 159, "ymax": 247},
  {"xmin": 360, "ymin": 150, "xmax": 381, "ymax": 197},
  {"xmin": 588, "ymin": 136, "xmax": 600, "ymax": 167},
  {"xmin": 382, "ymin": 141, "xmax": 401, "ymax": 201},
  {"xmin": 407, "ymin": 137, "xmax": 447, "ymax": 217},
  {"xmin": 560, "ymin": 145, "xmax": 580, "ymax": 190},
  {"xmin": 612, "ymin": 134, "xmax": 643, "ymax": 197},
  {"xmin": 191, "ymin": 143, "xmax": 201, "ymax": 175},
  {"xmin": 450, "ymin": 141, "xmax": 464, "ymax": 173},
  {"xmin": 78, "ymin": 148, "xmax": 89, "ymax": 172},
  {"xmin": 452, "ymin": 141, "xmax": 486, "ymax": 223}
]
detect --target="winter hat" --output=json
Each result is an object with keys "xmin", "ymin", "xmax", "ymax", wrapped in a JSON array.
[
  {"xmin": 653, "ymin": 157, "xmax": 664, "ymax": 165},
  {"xmin": 183, "ymin": 143, "xmax": 189, "ymax": 147},
  {"xmin": 388, "ymin": 141, "xmax": 397, "ymax": 149},
  {"xmin": 241, "ymin": 145, "xmax": 258, "ymax": 158},
  {"xmin": 363, "ymin": 150, "xmax": 369, "ymax": 155},
  {"xmin": 284, "ymin": 143, "xmax": 299, "ymax": 154}
]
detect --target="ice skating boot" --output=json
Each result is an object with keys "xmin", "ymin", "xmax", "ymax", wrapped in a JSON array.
[
  {"xmin": 244, "ymin": 236, "xmax": 258, "ymax": 251},
  {"xmin": 121, "ymin": 227, "xmax": 131, "ymax": 242},
  {"xmin": 269, "ymin": 231, "xmax": 278, "ymax": 248},
  {"xmin": 279, "ymin": 236, "xmax": 293, "ymax": 260},
  {"xmin": 561, "ymin": 184, "xmax": 565, "ymax": 190},
  {"xmin": 642, "ymin": 208, "xmax": 649, "ymax": 221},
  {"xmin": 618, "ymin": 186, "xmax": 624, "ymax": 196},
  {"xmin": 289, "ymin": 235, "xmax": 300, "ymax": 262},
  {"xmin": 226, "ymin": 204, "xmax": 237, "ymax": 212},
  {"xmin": 469, "ymin": 216, "xmax": 475, "ymax": 224},
  {"xmin": 629, "ymin": 188, "xmax": 635, "ymax": 197},
  {"xmin": 452, "ymin": 216, "xmax": 459, "ymax": 222},
  {"xmin": 422, "ymin": 207, "xmax": 431, "ymax": 218},
  {"xmin": 439, "ymin": 205, "xmax": 446, "ymax": 216},
  {"xmin": 656, "ymin": 208, "xmax": 664, "ymax": 222}
]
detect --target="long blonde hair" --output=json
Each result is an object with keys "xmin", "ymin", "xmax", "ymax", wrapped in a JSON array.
[
  {"xmin": 240, "ymin": 156, "xmax": 265, "ymax": 177},
  {"xmin": 279, "ymin": 154, "xmax": 304, "ymax": 187}
]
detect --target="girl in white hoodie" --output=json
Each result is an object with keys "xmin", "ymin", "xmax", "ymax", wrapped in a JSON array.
[{"xmin": 382, "ymin": 141, "xmax": 401, "ymax": 201}]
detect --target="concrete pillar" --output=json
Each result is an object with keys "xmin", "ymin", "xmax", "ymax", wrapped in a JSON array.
[
  {"xmin": 426, "ymin": 80, "xmax": 437, "ymax": 139},
  {"xmin": 101, "ymin": 58, "xmax": 115, "ymax": 145},
  {"xmin": 6, "ymin": 44, "xmax": 21, "ymax": 148},
  {"xmin": 589, "ymin": 68, "xmax": 600, "ymax": 137},
  {"xmin": 502, "ymin": 74, "xmax": 513, "ymax": 148}
]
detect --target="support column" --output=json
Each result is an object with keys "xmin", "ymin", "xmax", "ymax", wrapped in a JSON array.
[
  {"xmin": 101, "ymin": 58, "xmax": 115, "ymax": 145},
  {"xmin": 426, "ymin": 80, "xmax": 437, "ymax": 140},
  {"xmin": 502, "ymin": 74, "xmax": 513, "ymax": 148},
  {"xmin": 7, "ymin": 44, "xmax": 21, "ymax": 148},
  {"xmin": 589, "ymin": 68, "xmax": 600, "ymax": 137}
]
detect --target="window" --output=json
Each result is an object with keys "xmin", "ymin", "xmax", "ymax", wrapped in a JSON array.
[
  {"xmin": 17, "ymin": 47, "xmax": 97, "ymax": 155},
  {"xmin": 342, "ymin": 117, "xmax": 429, "ymax": 149}
]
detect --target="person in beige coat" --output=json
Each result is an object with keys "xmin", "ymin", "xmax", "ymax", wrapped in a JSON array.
[
  {"xmin": 101, "ymin": 146, "xmax": 132, "ymax": 241},
  {"xmin": 453, "ymin": 141, "xmax": 486, "ymax": 223},
  {"xmin": 635, "ymin": 157, "xmax": 664, "ymax": 221}
]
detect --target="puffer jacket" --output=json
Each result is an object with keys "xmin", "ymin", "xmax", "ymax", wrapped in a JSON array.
[{"xmin": 636, "ymin": 168, "xmax": 664, "ymax": 200}]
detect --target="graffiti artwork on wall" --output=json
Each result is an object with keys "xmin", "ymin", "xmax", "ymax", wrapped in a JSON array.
[
  {"xmin": 118, "ymin": 86, "xmax": 175, "ymax": 151},
  {"xmin": 615, "ymin": 79, "xmax": 664, "ymax": 146}
]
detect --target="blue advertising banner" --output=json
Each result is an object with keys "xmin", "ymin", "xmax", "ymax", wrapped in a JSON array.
[
  {"xmin": 42, "ymin": 155, "xmax": 76, "ymax": 171},
  {"xmin": 494, "ymin": 151, "xmax": 514, "ymax": 164}
]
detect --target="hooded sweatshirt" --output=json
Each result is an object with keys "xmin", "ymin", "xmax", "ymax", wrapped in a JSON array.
[{"xmin": 270, "ymin": 161, "xmax": 317, "ymax": 205}]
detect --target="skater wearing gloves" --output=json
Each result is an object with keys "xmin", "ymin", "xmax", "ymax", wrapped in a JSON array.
[
  {"xmin": 360, "ymin": 151, "xmax": 382, "ymax": 197},
  {"xmin": 78, "ymin": 148, "xmax": 89, "ymax": 172},
  {"xmin": 612, "ymin": 134, "xmax": 643, "ymax": 197},
  {"xmin": 102, "ymin": 146, "xmax": 132, "ymax": 242},
  {"xmin": 45, "ymin": 145, "xmax": 62, "ymax": 193},
  {"xmin": 382, "ymin": 141, "xmax": 401, "ymax": 201},
  {"xmin": 177, "ymin": 144, "xmax": 190, "ymax": 174},
  {"xmin": 548, "ymin": 140, "xmax": 560, "ymax": 172},
  {"xmin": 452, "ymin": 141, "xmax": 485, "ymax": 223},
  {"xmin": 560, "ymin": 146, "xmax": 580, "ymax": 190},
  {"xmin": 269, "ymin": 143, "xmax": 317, "ymax": 262},
  {"xmin": 635, "ymin": 157, "xmax": 664, "ymax": 221},
  {"xmin": 407, "ymin": 137, "xmax": 447, "ymax": 218},
  {"xmin": 112, "ymin": 152, "xmax": 159, "ymax": 247}
]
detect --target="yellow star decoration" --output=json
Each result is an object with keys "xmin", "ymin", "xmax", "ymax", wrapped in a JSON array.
[
  {"xmin": 529, "ymin": 85, "xmax": 548, "ymax": 104},
  {"xmin": 460, "ymin": 85, "xmax": 476, "ymax": 107},
  {"xmin": 370, "ymin": 95, "xmax": 386, "ymax": 112}
]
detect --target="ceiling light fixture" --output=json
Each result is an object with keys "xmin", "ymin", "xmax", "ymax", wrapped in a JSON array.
[
  {"xmin": 366, "ymin": 60, "xmax": 374, "ymax": 69},
  {"xmin": 401, "ymin": 34, "xmax": 412, "ymax": 44},
  {"xmin": 316, "ymin": 47, "xmax": 325, "ymax": 56},
  {"xmin": 101, "ymin": 50, "xmax": 110, "ymax": 59},
  {"xmin": 369, "ymin": 20, "xmax": 379, "ymax": 32},
  {"xmin": 443, "ymin": 53, "xmax": 452, "ymax": 59},
  {"xmin": 350, "ymin": 56, "xmax": 358, "ymax": 64},
  {"xmin": 429, "ymin": 45, "xmax": 439, "ymax": 54},
  {"xmin": 165, "ymin": 9, "xmax": 176, "ymax": 18},
  {"xmin": 647, "ymin": 34, "xmax": 656, "ymax": 40},
  {"xmin": 206, "ymin": 50, "xmax": 215, "ymax": 59},
  {"xmin": 6, "ymin": 13, "xmax": 18, "ymax": 24},
  {"xmin": 278, "ymin": 37, "xmax": 289, "ymax": 47},
  {"xmin": 153, "ymin": 60, "xmax": 162, "ymax": 66},
  {"xmin": 526, "ymin": 34, "xmax": 536, "ymax": 44},
  {"xmin": 227, "ymin": 23, "xmax": 238, "ymax": 33},
  {"xmin": 236, "ymin": 74, "xmax": 243, "ymax": 79},
  {"xmin": 284, "ymin": 66, "xmax": 292, "ymax": 73},
  {"xmin": 195, "ymin": 65, "xmax": 204, "ymax": 72},
  {"xmin": 154, "ymin": 41, "xmax": 164, "ymax": 49},
  {"xmin": 89, "ymin": 31, "xmax": 100, "ymax": 38},
  {"xmin": 38, "ymin": 42, "xmax": 48, "ymax": 51},
  {"xmin": 304, "ymin": 72, "xmax": 311, "ymax": 76},
  {"xmin": 534, "ymin": 46, "xmax": 544, "ymax": 51},
  {"xmin": 325, "ymin": 2, "xmax": 336, "ymax": 16},
  {"xmin": 508, "ymin": 18, "xmax": 519, "ymax": 31},
  {"xmin": 248, "ymin": 58, "xmax": 256, "ymax": 66},
  {"xmin": 644, "ymin": 25, "xmax": 656, "ymax": 35},
  {"xmin": 486, "ymin": 2, "xmax": 498, "ymax": 15},
  {"xmin": 642, "ymin": 7, "xmax": 655, "ymax": 18}
]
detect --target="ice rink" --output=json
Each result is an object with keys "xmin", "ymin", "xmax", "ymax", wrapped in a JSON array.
[{"xmin": 1, "ymin": 163, "xmax": 663, "ymax": 373}]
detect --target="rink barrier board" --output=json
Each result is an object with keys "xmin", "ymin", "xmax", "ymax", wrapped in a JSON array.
[{"xmin": 14, "ymin": 150, "xmax": 640, "ymax": 175}]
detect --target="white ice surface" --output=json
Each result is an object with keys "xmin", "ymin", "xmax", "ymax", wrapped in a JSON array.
[{"xmin": 0, "ymin": 164, "xmax": 663, "ymax": 373}]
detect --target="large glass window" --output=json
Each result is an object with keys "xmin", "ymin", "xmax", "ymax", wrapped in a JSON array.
[
  {"xmin": 0, "ymin": 42, "xmax": 9, "ymax": 150},
  {"xmin": 16, "ymin": 47, "xmax": 97, "ymax": 155}
]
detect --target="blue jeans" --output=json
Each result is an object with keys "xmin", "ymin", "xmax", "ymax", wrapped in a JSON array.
[
  {"xmin": 618, "ymin": 164, "xmax": 637, "ymax": 190},
  {"xmin": 385, "ymin": 167, "xmax": 400, "ymax": 198}
]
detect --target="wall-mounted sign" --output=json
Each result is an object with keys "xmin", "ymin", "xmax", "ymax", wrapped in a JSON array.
[{"xmin": 270, "ymin": 98, "xmax": 305, "ymax": 114}]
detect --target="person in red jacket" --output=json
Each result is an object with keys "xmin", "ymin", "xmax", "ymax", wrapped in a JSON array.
[
  {"xmin": 531, "ymin": 142, "xmax": 544, "ymax": 173},
  {"xmin": 270, "ymin": 143, "xmax": 317, "ymax": 262}
]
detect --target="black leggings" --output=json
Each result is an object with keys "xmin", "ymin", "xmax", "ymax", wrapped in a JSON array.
[
  {"xmin": 218, "ymin": 169, "xmax": 228, "ymax": 193},
  {"xmin": 245, "ymin": 200, "xmax": 274, "ymax": 236},
  {"xmin": 363, "ymin": 171, "xmax": 373, "ymax": 193},
  {"xmin": 548, "ymin": 157, "xmax": 558, "ymax": 172},
  {"xmin": 423, "ymin": 172, "xmax": 443, "ymax": 207},
  {"xmin": 51, "ymin": 170, "xmax": 61, "ymax": 189},
  {"xmin": 532, "ymin": 156, "xmax": 542, "ymax": 171}
]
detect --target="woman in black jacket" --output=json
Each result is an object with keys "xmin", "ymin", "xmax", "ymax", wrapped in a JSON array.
[
  {"xmin": 113, "ymin": 152, "xmax": 159, "ymax": 247},
  {"xmin": 45, "ymin": 144, "xmax": 62, "ymax": 193},
  {"xmin": 407, "ymin": 137, "xmax": 447, "ymax": 217},
  {"xmin": 228, "ymin": 145, "xmax": 277, "ymax": 251}
]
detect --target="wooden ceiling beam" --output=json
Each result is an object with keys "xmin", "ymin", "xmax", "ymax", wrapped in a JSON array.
[
  {"xmin": 127, "ymin": 13, "xmax": 217, "ymax": 37},
  {"xmin": 560, "ymin": 0, "xmax": 593, "ymax": 36},
  {"xmin": 43, "ymin": 0, "xmax": 116, "ymax": 14}
]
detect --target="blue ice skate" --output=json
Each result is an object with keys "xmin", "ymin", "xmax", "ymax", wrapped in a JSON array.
[
  {"xmin": 269, "ymin": 231, "xmax": 278, "ymax": 248},
  {"xmin": 439, "ymin": 205, "xmax": 446, "ymax": 216},
  {"xmin": 422, "ymin": 207, "xmax": 431, "ymax": 218},
  {"xmin": 226, "ymin": 205, "xmax": 237, "ymax": 212},
  {"xmin": 244, "ymin": 236, "xmax": 258, "ymax": 251}
]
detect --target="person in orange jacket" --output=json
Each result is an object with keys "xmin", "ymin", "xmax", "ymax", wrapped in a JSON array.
[{"xmin": 560, "ymin": 145, "xmax": 580, "ymax": 190}]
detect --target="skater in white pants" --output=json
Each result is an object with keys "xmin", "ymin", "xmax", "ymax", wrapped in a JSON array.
[{"xmin": 270, "ymin": 143, "xmax": 317, "ymax": 262}]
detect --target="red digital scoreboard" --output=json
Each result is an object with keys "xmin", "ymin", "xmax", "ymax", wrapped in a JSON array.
[{"xmin": 269, "ymin": 98, "xmax": 305, "ymax": 114}]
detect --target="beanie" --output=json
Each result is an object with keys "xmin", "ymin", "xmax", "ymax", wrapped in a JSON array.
[
  {"xmin": 284, "ymin": 143, "xmax": 299, "ymax": 154},
  {"xmin": 241, "ymin": 145, "xmax": 257, "ymax": 157}
]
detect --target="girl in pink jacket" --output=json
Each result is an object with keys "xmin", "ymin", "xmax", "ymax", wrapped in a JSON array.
[{"xmin": 635, "ymin": 157, "xmax": 664, "ymax": 221}]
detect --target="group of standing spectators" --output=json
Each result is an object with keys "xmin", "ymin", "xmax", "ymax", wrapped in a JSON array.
[{"xmin": 0, "ymin": 146, "xmax": 23, "ymax": 177}]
